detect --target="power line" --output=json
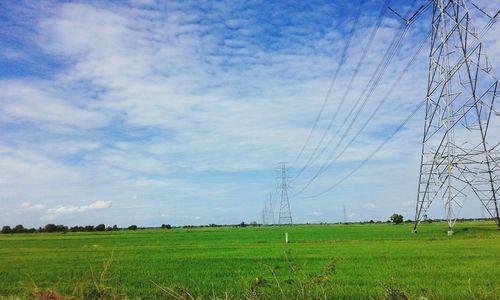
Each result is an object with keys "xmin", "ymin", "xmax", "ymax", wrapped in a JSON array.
[
  {"xmin": 304, "ymin": 12, "xmax": 500, "ymax": 199},
  {"xmin": 290, "ymin": 0, "xmax": 366, "ymax": 168},
  {"xmin": 293, "ymin": 3, "xmax": 430, "ymax": 196},
  {"xmin": 292, "ymin": 0, "xmax": 389, "ymax": 180},
  {"xmin": 309, "ymin": 31, "xmax": 430, "ymax": 183},
  {"xmin": 306, "ymin": 97, "xmax": 425, "ymax": 198}
]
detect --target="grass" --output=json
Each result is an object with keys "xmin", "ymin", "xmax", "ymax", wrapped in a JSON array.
[{"xmin": 0, "ymin": 221, "xmax": 499, "ymax": 299}]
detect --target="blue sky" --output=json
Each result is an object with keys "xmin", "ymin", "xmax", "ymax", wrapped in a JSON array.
[{"xmin": 0, "ymin": 0, "xmax": 499, "ymax": 227}]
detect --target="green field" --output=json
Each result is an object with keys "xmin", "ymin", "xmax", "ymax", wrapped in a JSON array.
[{"xmin": 0, "ymin": 221, "xmax": 499, "ymax": 299}]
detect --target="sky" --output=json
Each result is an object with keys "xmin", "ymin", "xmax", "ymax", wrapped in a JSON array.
[{"xmin": 0, "ymin": 0, "xmax": 499, "ymax": 227}]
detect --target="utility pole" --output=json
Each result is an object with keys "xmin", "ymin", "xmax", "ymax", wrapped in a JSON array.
[
  {"xmin": 278, "ymin": 163, "xmax": 293, "ymax": 225},
  {"xmin": 414, "ymin": 0, "xmax": 500, "ymax": 234}
]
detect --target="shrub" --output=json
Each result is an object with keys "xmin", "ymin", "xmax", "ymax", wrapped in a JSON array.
[
  {"xmin": 390, "ymin": 214, "xmax": 404, "ymax": 225},
  {"xmin": 12, "ymin": 225, "xmax": 26, "ymax": 233},
  {"xmin": 1, "ymin": 226, "xmax": 12, "ymax": 234},
  {"xmin": 95, "ymin": 224, "xmax": 106, "ymax": 231}
]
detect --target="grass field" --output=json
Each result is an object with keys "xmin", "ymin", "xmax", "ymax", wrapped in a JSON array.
[{"xmin": 0, "ymin": 221, "xmax": 499, "ymax": 299}]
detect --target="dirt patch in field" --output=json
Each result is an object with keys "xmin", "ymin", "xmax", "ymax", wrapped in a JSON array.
[{"xmin": 29, "ymin": 290, "xmax": 76, "ymax": 300}]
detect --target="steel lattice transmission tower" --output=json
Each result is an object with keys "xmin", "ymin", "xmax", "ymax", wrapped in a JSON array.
[
  {"xmin": 268, "ymin": 192, "xmax": 276, "ymax": 225},
  {"xmin": 278, "ymin": 163, "xmax": 293, "ymax": 225},
  {"xmin": 414, "ymin": 0, "xmax": 500, "ymax": 234},
  {"xmin": 262, "ymin": 192, "xmax": 276, "ymax": 225},
  {"xmin": 262, "ymin": 202, "xmax": 268, "ymax": 225}
]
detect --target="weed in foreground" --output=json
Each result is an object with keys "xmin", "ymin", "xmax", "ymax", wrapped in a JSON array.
[
  {"xmin": 28, "ymin": 289, "xmax": 76, "ymax": 300},
  {"xmin": 151, "ymin": 250, "xmax": 340, "ymax": 300}
]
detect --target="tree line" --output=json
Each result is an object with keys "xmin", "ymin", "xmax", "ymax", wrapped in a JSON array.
[{"xmin": 0, "ymin": 223, "xmax": 172, "ymax": 234}]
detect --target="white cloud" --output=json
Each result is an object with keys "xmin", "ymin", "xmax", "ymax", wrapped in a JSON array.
[
  {"xmin": 20, "ymin": 202, "xmax": 46, "ymax": 210},
  {"xmin": 46, "ymin": 201, "xmax": 112, "ymax": 216},
  {"xmin": 0, "ymin": 80, "xmax": 108, "ymax": 129},
  {"xmin": 0, "ymin": 0, "xmax": 497, "ymax": 227}
]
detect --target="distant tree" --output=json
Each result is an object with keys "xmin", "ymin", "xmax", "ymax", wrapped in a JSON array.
[
  {"xmin": 112, "ymin": 225, "xmax": 118, "ymax": 231},
  {"xmin": 128, "ymin": 225, "xmax": 138, "ymax": 230},
  {"xmin": 369, "ymin": 220, "xmax": 375, "ymax": 223},
  {"xmin": 239, "ymin": 222, "xmax": 246, "ymax": 228},
  {"xmin": 161, "ymin": 224, "xmax": 172, "ymax": 230},
  {"xmin": 95, "ymin": 224, "xmax": 106, "ymax": 231},
  {"xmin": 1, "ymin": 226, "xmax": 12, "ymax": 234},
  {"xmin": 56, "ymin": 225, "xmax": 68, "ymax": 232},
  {"xmin": 12, "ymin": 225, "xmax": 26, "ymax": 233},
  {"xmin": 44, "ymin": 224, "xmax": 58, "ymax": 233},
  {"xmin": 390, "ymin": 213, "xmax": 404, "ymax": 225},
  {"xmin": 84, "ymin": 225, "xmax": 95, "ymax": 232}
]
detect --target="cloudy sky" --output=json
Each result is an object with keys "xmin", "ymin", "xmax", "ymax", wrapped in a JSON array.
[{"xmin": 0, "ymin": 0, "xmax": 499, "ymax": 227}]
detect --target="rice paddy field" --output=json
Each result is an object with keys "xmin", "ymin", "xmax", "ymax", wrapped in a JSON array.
[{"xmin": 0, "ymin": 221, "xmax": 499, "ymax": 299}]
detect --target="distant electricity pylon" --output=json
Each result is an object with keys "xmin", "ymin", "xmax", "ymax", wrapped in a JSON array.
[
  {"xmin": 262, "ymin": 193, "xmax": 276, "ymax": 225},
  {"xmin": 268, "ymin": 192, "xmax": 276, "ymax": 225},
  {"xmin": 278, "ymin": 163, "xmax": 293, "ymax": 225},
  {"xmin": 414, "ymin": 0, "xmax": 500, "ymax": 234},
  {"xmin": 262, "ymin": 202, "xmax": 268, "ymax": 225},
  {"xmin": 343, "ymin": 204, "xmax": 347, "ymax": 223}
]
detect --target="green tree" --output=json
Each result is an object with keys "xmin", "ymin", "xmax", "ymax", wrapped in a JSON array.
[
  {"xmin": 128, "ymin": 225, "xmax": 138, "ymax": 230},
  {"xmin": 56, "ymin": 225, "xmax": 68, "ymax": 232},
  {"xmin": 44, "ymin": 224, "xmax": 57, "ymax": 233},
  {"xmin": 12, "ymin": 225, "xmax": 26, "ymax": 233},
  {"xmin": 95, "ymin": 224, "xmax": 106, "ymax": 231},
  {"xmin": 1, "ymin": 226, "xmax": 12, "ymax": 234},
  {"xmin": 390, "ymin": 213, "xmax": 404, "ymax": 224}
]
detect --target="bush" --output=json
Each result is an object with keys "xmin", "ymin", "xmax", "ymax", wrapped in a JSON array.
[
  {"xmin": 128, "ymin": 225, "xmax": 138, "ymax": 231},
  {"xmin": 1, "ymin": 226, "xmax": 12, "ymax": 234},
  {"xmin": 95, "ymin": 224, "xmax": 106, "ymax": 231},
  {"xmin": 44, "ymin": 224, "xmax": 57, "ymax": 233},
  {"xmin": 390, "ymin": 213, "xmax": 404, "ymax": 225},
  {"xmin": 12, "ymin": 224, "xmax": 26, "ymax": 233}
]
